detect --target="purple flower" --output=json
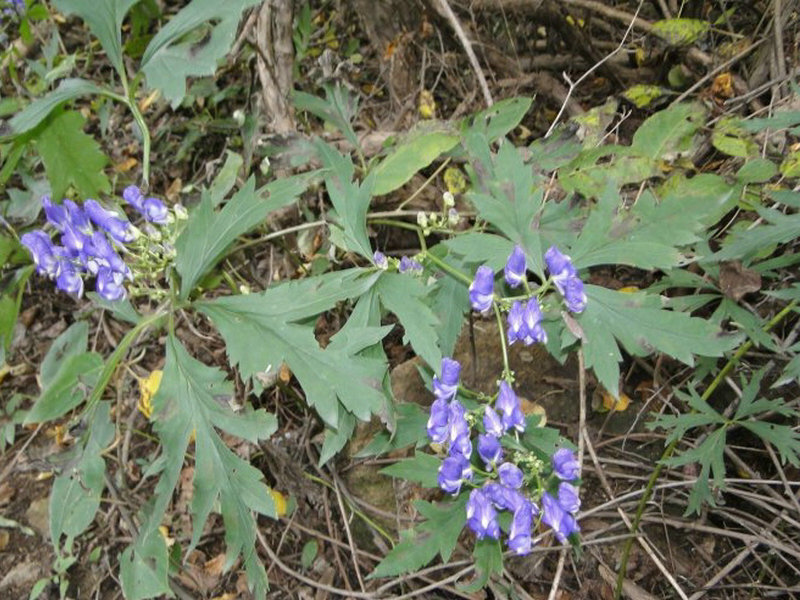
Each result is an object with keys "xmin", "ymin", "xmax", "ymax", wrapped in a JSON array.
[
  {"xmin": 544, "ymin": 246, "xmax": 576, "ymax": 282},
  {"xmin": 373, "ymin": 250, "xmax": 388, "ymax": 269},
  {"xmin": 96, "ymin": 267, "xmax": 126, "ymax": 301},
  {"xmin": 498, "ymin": 462, "xmax": 523, "ymax": 489},
  {"xmin": 483, "ymin": 406, "xmax": 504, "ymax": 438},
  {"xmin": 83, "ymin": 232, "xmax": 128, "ymax": 276},
  {"xmin": 142, "ymin": 197, "xmax": 170, "ymax": 225},
  {"xmin": 469, "ymin": 265, "xmax": 494, "ymax": 313},
  {"xmin": 521, "ymin": 298, "xmax": 547, "ymax": 345},
  {"xmin": 504, "ymin": 245, "xmax": 526, "ymax": 288},
  {"xmin": 84, "ymin": 200, "xmax": 136, "ymax": 244},
  {"xmin": 557, "ymin": 482, "xmax": 581, "ymax": 514},
  {"xmin": 484, "ymin": 483, "xmax": 521, "ymax": 512},
  {"xmin": 21, "ymin": 231, "xmax": 60, "ymax": 278},
  {"xmin": 123, "ymin": 185, "xmax": 145, "ymax": 212},
  {"xmin": 42, "ymin": 196, "xmax": 68, "ymax": 231},
  {"xmin": 438, "ymin": 454, "xmax": 472, "ymax": 495},
  {"xmin": 447, "ymin": 401, "xmax": 472, "ymax": 460},
  {"xmin": 398, "ymin": 256, "xmax": 423, "ymax": 273},
  {"xmin": 427, "ymin": 397, "xmax": 450, "ymax": 444},
  {"xmin": 506, "ymin": 301, "xmax": 526, "ymax": 345},
  {"xmin": 563, "ymin": 277, "xmax": 587, "ymax": 313},
  {"xmin": 55, "ymin": 260, "xmax": 84, "ymax": 297},
  {"xmin": 466, "ymin": 489, "xmax": 500, "ymax": 540},
  {"xmin": 60, "ymin": 223, "xmax": 90, "ymax": 257},
  {"xmin": 496, "ymin": 381, "xmax": 525, "ymax": 433},
  {"xmin": 477, "ymin": 434, "xmax": 502, "ymax": 470},
  {"xmin": 64, "ymin": 200, "xmax": 93, "ymax": 235},
  {"xmin": 552, "ymin": 448, "xmax": 580, "ymax": 481},
  {"xmin": 542, "ymin": 491, "xmax": 579, "ymax": 543},
  {"xmin": 507, "ymin": 499, "xmax": 534, "ymax": 555},
  {"xmin": 432, "ymin": 357, "xmax": 461, "ymax": 402}
]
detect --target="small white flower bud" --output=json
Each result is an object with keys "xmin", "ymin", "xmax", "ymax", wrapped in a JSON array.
[
  {"xmin": 443, "ymin": 191, "xmax": 455, "ymax": 207},
  {"xmin": 448, "ymin": 208, "xmax": 459, "ymax": 226},
  {"xmin": 417, "ymin": 211, "xmax": 429, "ymax": 228},
  {"xmin": 233, "ymin": 109, "xmax": 246, "ymax": 127}
]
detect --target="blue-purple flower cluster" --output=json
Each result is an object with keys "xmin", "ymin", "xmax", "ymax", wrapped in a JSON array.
[
  {"xmin": 372, "ymin": 250, "xmax": 423, "ymax": 274},
  {"xmin": 21, "ymin": 187, "xmax": 171, "ymax": 302},
  {"xmin": 2, "ymin": 0, "xmax": 24, "ymax": 15},
  {"xmin": 542, "ymin": 448, "xmax": 581, "ymax": 542},
  {"xmin": 468, "ymin": 244, "xmax": 587, "ymax": 347}
]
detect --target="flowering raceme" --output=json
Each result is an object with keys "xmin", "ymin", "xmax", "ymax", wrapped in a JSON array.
[
  {"xmin": 21, "ymin": 190, "xmax": 178, "ymax": 302},
  {"xmin": 545, "ymin": 245, "xmax": 587, "ymax": 313}
]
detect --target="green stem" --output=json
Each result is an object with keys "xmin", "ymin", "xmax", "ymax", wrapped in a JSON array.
[
  {"xmin": 422, "ymin": 250, "xmax": 473, "ymax": 287},
  {"xmin": 613, "ymin": 299, "xmax": 799, "ymax": 599},
  {"xmin": 83, "ymin": 309, "xmax": 168, "ymax": 419},
  {"xmin": 127, "ymin": 98, "xmax": 151, "ymax": 186},
  {"xmin": 493, "ymin": 302, "xmax": 511, "ymax": 380}
]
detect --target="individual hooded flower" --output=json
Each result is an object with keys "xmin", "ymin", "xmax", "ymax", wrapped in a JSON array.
[
  {"xmin": 398, "ymin": 256, "xmax": 423, "ymax": 273},
  {"xmin": 122, "ymin": 185, "xmax": 145, "ymax": 212},
  {"xmin": 438, "ymin": 454, "xmax": 472, "ymax": 495},
  {"xmin": 504, "ymin": 245, "xmax": 526, "ymax": 288},
  {"xmin": 84, "ymin": 199, "xmax": 137, "ymax": 244},
  {"xmin": 552, "ymin": 448, "xmax": 580, "ymax": 481},
  {"xmin": 432, "ymin": 357, "xmax": 461, "ymax": 402},
  {"xmin": 64, "ymin": 200, "xmax": 93, "ymax": 235},
  {"xmin": 506, "ymin": 301, "xmax": 526, "ymax": 345},
  {"xmin": 55, "ymin": 260, "xmax": 84, "ymax": 297},
  {"xmin": 373, "ymin": 250, "xmax": 388, "ymax": 270},
  {"xmin": 427, "ymin": 397, "xmax": 450, "ymax": 444},
  {"xmin": 563, "ymin": 277, "xmax": 587, "ymax": 313},
  {"xmin": 21, "ymin": 231, "xmax": 60, "ymax": 278},
  {"xmin": 542, "ymin": 491, "xmax": 579, "ymax": 543},
  {"xmin": 483, "ymin": 406, "xmax": 504, "ymax": 438},
  {"xmin": 557, "ymin": 482, "xmax": 581, "ymax": 514},
  {"xmin": 96, "ymin": 267, "xmax": 126, "ymax": 301},
  {"xmin": 498, "ymin": 462, "xmax": 524, "ymax": 489},
  {"xmin": 477, "ymin": 434, "xmax": 502, "ymax": 470},
  {"xmin": 142, "ymin": 197, "xmax": 170, "ymax": 225},
  {"xmin": 469, "ymin": 265, "xmax": 494, "ymax": 313},
  {"xmin": 447, "ymin": 400, "xmax": 472, "ymax": 460},
  {"xmin": 466, "ymin": 489, "xmax": 500, "ymax": 540},
  {"xmin": 507, "ymin": 499, "xmax": 535, "ymax": 555},
  {"xmin": 42, "ymin": 196, "xmax": 68, "ymax": 231},
  {"xmin": 83, "ymin": 232, "xmax": 130, "ymax": 277},
  {"xmin": 484, "ymin": 482, "xmax": 522, "ymax": 512},
  {"xmin": 521, "ymin": 298, "xmax": 547, "ymax": 345},
  {"xmin": 496, "ymin": 381, "xmax": 526, "ymax": 433}
]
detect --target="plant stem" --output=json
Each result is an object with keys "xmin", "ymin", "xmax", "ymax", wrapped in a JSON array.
[
  {"xmin": 422, "ymin": 250, "xmax": 473, "ymax": 287},
  {"xmin": 613, "ymin": 298, "xmax": 799, "ymax": 599},
  {"xmin": 127, "ymin": 98, "xmax": 151, "ymax": 186},
  {"xmin": 493, "ymin": 301, "xmax": 511, "ymax": 380}
]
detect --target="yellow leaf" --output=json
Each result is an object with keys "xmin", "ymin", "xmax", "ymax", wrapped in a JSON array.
[
  {"xmin": 443, "ymin": 167, "xmax": 468, "ymax": 195},
  {"xmin": 418, "ymin": 90, "xmax": 436, "ymax": 119},
  {"xmin": 158, "ymin": 525, "xmax": 175, "ymax": 547},
  {"xmin": 270, "ymin": 489, "xmax": 288, "ymax": 517},
  {"xmin": 279, "ymin": 363, "xmax": 292, "ymax": 383},
  {"xmin": 618, "ymin": 286, "xmax": 640, "ymax": 293},
  {"xmin": 138, "ymin": 370, "xmax": 163, "ymax": 420},
  {"xmin": 601, "ymin": 389, "xmax": 631, "ymax": 412}
]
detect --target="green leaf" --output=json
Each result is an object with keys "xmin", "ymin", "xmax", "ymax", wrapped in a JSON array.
[
  {"xmin": 737, "ymin": 158, "xmax": 777, "ymax": 183},
  {"xmin": 141, "ymin": 0, "xmax": 261, "ymax": 106},
  {"xmin": 293, "ymin": 85, "xmax": 359, "ymax": 150},
  {"xmin": 49, "ymin": 401, "xmax": 114, "ymax": 552},
  {"xmin": 206, "ymin": 150, "xmax": 244, "ymax": 206},
  {"xmin": 580, "ymin": 286, "xmax": 741, "ymax": 398},
  {"xmin": 35, "ymin": 109, "xmax": 111, "ymax": 200},
  {"xmin": 631, "ymin": 102, "xmax": 705, "ymax": 161},
  {"xmin": 0, "ymin": 296, "xmax": 18, "ymax": 361},
  {"xmin": 372, "ymin": 127, "xmax": 459, "ymax": 196},
  {"xmin": 665, "ymin": 428, "xmax": 726, "ymax": 514},
  {"xmin": 356, "ymin": 403, "xmax": 429, "ymax": 456},
  {"xmin": 460, "ymin": 537, "xmax": 503, "ymax": 593},
  {"xmin": 314, "ymin": 140, "xmax": 373, "ymax": 259},
  {"xmin": 443, "ymin": 233, "xmax": 514, "ymax": 271},
  {"xmin": 175, "ymin": 174, "xmax": 312, "ymax": 298},
  {"xmin": 375, "ymin": 272, "xmax": 441, "ymax": 368},
  {"xmin": 712, "ymin": 207, "xmax": 800, "ymax": 262},
  {"xmin": 300, "ymin": 540, "xmax": 318, "ymax": 569},
  {"xmin": 465, "ymin": 97, "xmax": 532, "ymax": 142},
  {"xmin": 132, "ymin": 335, "xmax": 276, "ymax": 598},
  {"xmin": 712, "ymin": 117, "xmax": 758, "ymax": 158},
  {"xmin": 379, "ymin": 452, "xmax": 442, "ymax": 488},
  {"xmin": 428, "ymin": 250, "xmax": 471, "ymax": 357},
  {"xmin": 651, "ymin": 18, "xmax": 710, "ymax": 46},
  {"xmin": 52, "ymin": 0, "xmax": 139, "ymax": 79},
  {"xmin": 26, "ymin": 322, "xmax": 103, "ymax": 424},
  {"xmin": 780, "ymin": 149, "xmax": 800, "ymax": 178},
  {"xmin": 120, "ymin": 528, "xmax": 171, "ymax": 600},
  {"xmin": 369, "ymin": 495, "xmax": 467, "ymax": 579},
  {"xmin": 198, "ymin": 269, "xmax": 387, "ymax": 428},
  {"xmin": 2, "ymin": 78, "xmax": 107, "ymax": 138},
  {"xmin": 465, "ymin": 135, "xmax": 545, "ymax": 276}
]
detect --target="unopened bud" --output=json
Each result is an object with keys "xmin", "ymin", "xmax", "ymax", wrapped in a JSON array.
[
  {"xmin": 448, "ymin": 208, "xmax": 459, "ymax": 225},
  {"xmin": 233, "ymin": 109, "xmax": 246, "ymax": 127},
  {"xmin": 173, "ymin": 204, "xmax": 188, "ymax": 220},
  {"xmin": 443, "ymin": 191, "xmax": 455, "ymax": 207},
  {"xmin": 417, "ymin": 211, "xmax": 429, "ymax": 228}
]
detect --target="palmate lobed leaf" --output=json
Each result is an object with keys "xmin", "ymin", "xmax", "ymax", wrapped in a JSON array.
[
  {"xmin": 579, "ymin": 285, "xmax": 742, "ymax": 398},
  {"xmin": 175, "ymin": 174, "xmax": 313, "ymax": 298},
  {"xmin": 198, "ymin": 268, "xmax": 387, "ymax": 428},
  {"xmin": 35, "ymin": 109, "xmax": 111, "ymax": 200},
  {"xmin": 140, "ymin": 0, "xmax": 261, "ymax": 107},
  {"xmin": 122, "ymin": 335, "xmax": 277, "ymax": 600}
]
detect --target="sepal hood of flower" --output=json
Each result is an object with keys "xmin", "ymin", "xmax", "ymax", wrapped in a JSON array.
[
  {"xmin": 545, "ymin": 245, "xmax": 587, "ymax": 313},
  {"xmin": 469, "ymin": 265, "xmax": 494, "ymax": 312}
]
